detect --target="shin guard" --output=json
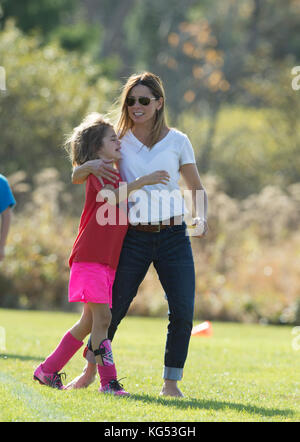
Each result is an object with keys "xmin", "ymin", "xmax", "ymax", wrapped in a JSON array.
[{"xmin": 93, "ymin": 339, "xmax": 114, "ymax": 366}]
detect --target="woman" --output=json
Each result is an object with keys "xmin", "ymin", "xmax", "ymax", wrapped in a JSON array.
[{"xmin": 69, "ymin": 72, "xmax": 208, "ymax": 397}]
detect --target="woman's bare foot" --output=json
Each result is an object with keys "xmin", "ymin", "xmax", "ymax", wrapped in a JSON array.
[
  {"xmin": 159, "ymin": 379, "xmax": 184, "ymax": 397},
  {"xmin": 65, "ymin": 363, "xmax": 97, "ymax": 390}
]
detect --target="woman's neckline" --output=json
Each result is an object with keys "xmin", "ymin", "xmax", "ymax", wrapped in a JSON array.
[{"xmin": 129, "ymin": 127, "xmax": 173, "ymax": 149}]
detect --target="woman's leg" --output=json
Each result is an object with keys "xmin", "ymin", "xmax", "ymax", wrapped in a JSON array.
[
  {"xmin": 154, "ymin": 225, "xmax": 195, "ymax": 397},
  {"xmin": 108, "ymin": 230, "xmax": 153, "ymax": 341}
]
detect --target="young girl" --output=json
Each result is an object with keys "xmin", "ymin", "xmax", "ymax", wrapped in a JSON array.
[{"xmin": 33, "ymin": 113, "xmax": 170, "ymax": 394}]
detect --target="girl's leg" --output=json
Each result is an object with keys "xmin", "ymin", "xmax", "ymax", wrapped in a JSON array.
[
  {"xmin": 65, "ymin": 303, "xmax": 108, "ymax": 390},
  {"xmin": 88, "ymin": 302, "xmax": 129, "ymax": 395},
  {"xmin": 64, "ymin": 304, "xmax": 97, "ymax": 389},
  {"xmin": 33, "ymin": 305, "xmax": 92, "ymax": 389},
  {"xmin": 88, "ymin": 303, "xmax": 116, "ymax": 384},
  {"xmin": 88, "ymin": 302, "xmax": 112, "ymax": 362},
  {"xmin": 68, "ymin": 230, "xmax": 152, "ymax": 389},
  {"xmin": 69, "ymin": 303, "xmax": 93, "ymax": 342}
]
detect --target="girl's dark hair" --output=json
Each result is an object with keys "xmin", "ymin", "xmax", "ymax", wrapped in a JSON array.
[{"xmin": 65, "ymin": 113, "xmax": 113, "ymax": 166}]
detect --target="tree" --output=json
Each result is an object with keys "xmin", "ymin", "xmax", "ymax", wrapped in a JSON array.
[
  {"xmin": 162, "ymin": 0, "xmax": 300, "ymax": 171},
  {"xmin": 0, "ymin": 0, "xmax": 78, "ymax": 35},
  {"xmin": 0, "ymin": 22, "xmax": 117, "ymax": 188}
]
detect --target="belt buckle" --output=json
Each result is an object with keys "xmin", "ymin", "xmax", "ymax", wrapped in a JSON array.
[{"xmin": 152, "ymin": 223, "xmax": 161, "ymax": 233}]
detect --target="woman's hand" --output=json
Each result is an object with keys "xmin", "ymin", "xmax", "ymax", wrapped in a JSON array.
[
  {"xmin": 86, "ymin": 159, "xmax": 119, "ymax": 182},
  {"xmin": 140, "ymin": 170, "xmax": 170, "ymax": 186},
  {"xmin": 190, "ymin": 217, "xmax": 208, "ymax": 238},
  {"xmin": 72, "ymin": 159, "xmax": 119, "ymax": 184}
]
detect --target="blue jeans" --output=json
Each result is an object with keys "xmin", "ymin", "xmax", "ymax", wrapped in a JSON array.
[{"xmin": 108, "ymin": 222, "xmax": 195, "ymax": 381}]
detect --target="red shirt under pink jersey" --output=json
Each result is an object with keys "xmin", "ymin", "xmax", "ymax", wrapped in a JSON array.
[{"xmin": 69, "ymin": 173, "xmax": 128, "ymax": 270}]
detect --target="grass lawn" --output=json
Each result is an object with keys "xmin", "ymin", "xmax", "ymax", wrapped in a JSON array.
[{"xmin": 0, "ymin": 308, "xmax": 299, "ymax": 422}]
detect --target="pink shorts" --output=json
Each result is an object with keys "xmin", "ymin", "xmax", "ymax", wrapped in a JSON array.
[{"xmin": 68, "ymin": 262, "xmax": 116, "ymax": 308}]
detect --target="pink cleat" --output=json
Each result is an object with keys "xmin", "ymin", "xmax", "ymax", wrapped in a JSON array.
[
  {"xmin": 99, "ymin": 379, "xmax": 130, "ymax": 396},
  {"xmin": 33, "ymin": 364, "xmax": 66, "ymax": 390}
]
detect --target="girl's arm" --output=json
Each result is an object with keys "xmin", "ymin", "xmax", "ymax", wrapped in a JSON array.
[
  {"xmin": 72, "ymin": 159, "xmax": 119, "ymax": 184},
  {"xmin": 180, "ymin": 163, "xmax": 208, "ymax": 236},
  {"xmin": 99, "ymin": 171, "xmax": 170, "ymax": 205},
  {"xmin": 0, "ymin": 207, "xmax": 12, "ymax": 261}
]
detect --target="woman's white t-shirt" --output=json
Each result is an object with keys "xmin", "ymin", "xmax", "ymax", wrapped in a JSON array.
[{"xmin": 119, "ymin": 128, "xmax": 196, "ymax": 224}]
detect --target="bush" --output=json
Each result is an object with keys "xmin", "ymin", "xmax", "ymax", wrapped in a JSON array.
[
  {"xmin": 1, "ymin": 170, "xmax": 299, "ymax": 323},
  {"xmin": 179, "ymin": 107, "xmax": 300, "ymax": 199}
]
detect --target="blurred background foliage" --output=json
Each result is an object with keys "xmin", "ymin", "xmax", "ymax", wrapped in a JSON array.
[{"xmin": 0, "ymin": 0, "xmax": 299, "ymax": 323}]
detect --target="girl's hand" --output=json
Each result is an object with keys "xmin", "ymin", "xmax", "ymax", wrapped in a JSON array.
[
  {"xmin": 87, "ymin": 159, "xmax": 119, "ymax": 183},
  {"xmin": 141, "ymin": 170, "xmax": 170, "ymax": 186}
]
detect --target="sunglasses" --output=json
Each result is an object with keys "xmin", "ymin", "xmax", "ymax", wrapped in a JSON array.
[{"xmin": 126, "ymin": 96, "xmax": 158, "ymax": 106}]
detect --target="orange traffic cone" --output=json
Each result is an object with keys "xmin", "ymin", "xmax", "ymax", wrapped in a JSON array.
[{"xmin": 191, "ymin": 321, "xmax": 213, "ymax": 337}]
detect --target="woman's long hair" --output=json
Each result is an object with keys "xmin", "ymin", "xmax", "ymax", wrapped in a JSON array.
[{"xmin": 116, "ymin": 72, "xmax": 167, "ymax": 149}]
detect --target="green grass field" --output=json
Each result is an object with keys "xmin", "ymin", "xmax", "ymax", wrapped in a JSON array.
[{"xmin": 0, "ymin": 308, "xmax": 299, "ymax": 422}]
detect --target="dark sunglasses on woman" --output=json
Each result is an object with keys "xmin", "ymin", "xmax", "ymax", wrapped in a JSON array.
[{"xmin": 126, "ymin": 96, "xmax": 158, "ymax": 106}]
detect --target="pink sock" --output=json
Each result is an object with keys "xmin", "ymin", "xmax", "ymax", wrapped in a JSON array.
[
  {"xmin": 42, "ymin": 331, "xmax": 83, "ymax": 373},
  {"xmin": 98, "ymin": 364, "xmax": 117, "ymax": 388}
]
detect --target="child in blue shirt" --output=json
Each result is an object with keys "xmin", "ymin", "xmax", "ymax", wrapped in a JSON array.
[{"xmin": 0, "ymin": 174, "xmax": 16, "ymax": 262}]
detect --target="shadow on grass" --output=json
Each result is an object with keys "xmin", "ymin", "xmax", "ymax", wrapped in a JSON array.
[
  {"xmin": 0, "ymin": 353, "xmax": 44, "ymax": 362},
  {"xmin": 129, "ymin": 394, "xmax": 295, "ymax": 419}
]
